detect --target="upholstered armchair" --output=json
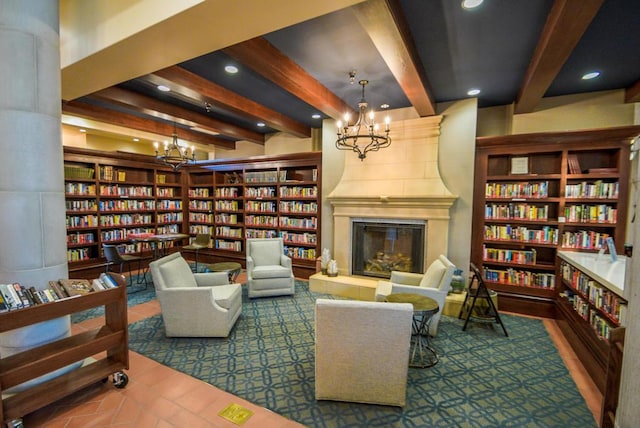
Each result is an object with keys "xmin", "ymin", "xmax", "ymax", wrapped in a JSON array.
[
  {"xmin": 375, "ymin": 254, "xmax": 455, "ymax": 336},
  {"xmin": 315, "ymin": 299, "xmax": 413, "ymax": 407},
  {"xmin": 149, "ymin": 252, "xmax": 242, "ymax": 337},
  {"xmin": 246, "ymin": 238, "xmax": 295, "ymax": 298}
]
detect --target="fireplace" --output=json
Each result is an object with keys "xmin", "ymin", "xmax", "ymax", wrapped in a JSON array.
[
  {"xmin": 327, "ymin": 116, "xmax": 457, "ymax": 277},
  {"xmin": 352, "ymin": 219, "xmax": 425, "ymax": 278}
]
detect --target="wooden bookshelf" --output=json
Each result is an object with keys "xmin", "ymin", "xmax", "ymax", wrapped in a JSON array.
[
  {"xmin": 0, "ymin": 282, "xmax": 129, "ymax": 425},
  {"xmin": 186, "ymin": 153, "xmax": 322, "ymax": 278},
  {"xmin": 471, "ymin": 126, "xmax": 638, "ymax": 317},
  {"xmin": 64, "ymin": 148, "xmax": 322, "ymax": 279}
]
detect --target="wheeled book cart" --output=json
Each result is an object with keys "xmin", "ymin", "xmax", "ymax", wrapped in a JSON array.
[{"xmin": 0, "ymin": 275, "xmax": 129, "ymax": 427}]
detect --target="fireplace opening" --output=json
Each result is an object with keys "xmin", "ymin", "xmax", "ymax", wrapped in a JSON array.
[{"xmin": 352, "ymin": 220, "xmax": 425, "ymax": 278}]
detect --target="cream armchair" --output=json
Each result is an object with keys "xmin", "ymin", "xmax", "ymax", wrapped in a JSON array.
[
  {"xmin": 246, "ymin": 238, "xmax": 295, "ymax": 298},
  {"xmin": 375, "ymin": 254, "xmax": 455, "ymax": 336},
  {"xmin": 149, "ymin": 252, "xmax": 242, "ymax": 337},
  {"xmin": 315, "ymin": 299, "xmax": 413, "ymax": 407}
]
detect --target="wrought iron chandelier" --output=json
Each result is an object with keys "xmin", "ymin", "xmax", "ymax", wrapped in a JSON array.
[
  {"xmin": 153, "ymin": 124, "xmax": 196, "ymax": 170},
  {"xmin": 336, "ymin": 75, "xmax": 391, "ymax": 161}
]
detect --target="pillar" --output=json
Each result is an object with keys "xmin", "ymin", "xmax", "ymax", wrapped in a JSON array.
[{"xmin": 0, "ymin": 0, "xmax": 77, "ymax": 393}]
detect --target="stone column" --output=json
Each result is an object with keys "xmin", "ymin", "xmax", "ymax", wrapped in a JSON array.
[{"xmin": 0, "ymin": 0, "xmax": 76, "ymax": 393}]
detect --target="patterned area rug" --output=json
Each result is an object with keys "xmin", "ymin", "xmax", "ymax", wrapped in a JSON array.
[{"xmin": 128, "ymin": 281, "xmax": 597, "ymax": 427}]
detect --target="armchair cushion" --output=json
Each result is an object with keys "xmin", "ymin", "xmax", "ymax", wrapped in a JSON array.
[
  {"xmin": 248, "ymin": 239, "xmax": 282, "ymax": 266},
  {"xmin": 419, "ymin": 261, "xmax": 447, "ymax": 288},
  {"xmin": 252, "ymin": 265, "xmax": 292, "ymax": 279},
  {"xmin": 157, "ymin": 254, "xmax": 197, "ymax": 288}
]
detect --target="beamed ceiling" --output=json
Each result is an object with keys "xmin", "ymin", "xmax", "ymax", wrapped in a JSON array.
[{"xmin": 61, "ymin": 0, "xmax": 640, "ymax": 150}]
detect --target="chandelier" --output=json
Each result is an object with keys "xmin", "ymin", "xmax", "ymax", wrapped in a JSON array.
[
  {"xmin": 336, "ymin": 76, "xmax": 391, "ymax": 161},
  {"xmin": 153, "ymin": 124, "xmax": 196, "ymax": 170}
]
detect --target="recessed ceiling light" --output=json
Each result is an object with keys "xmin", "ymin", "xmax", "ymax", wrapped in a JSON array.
[
  {"xmin": 461, "ymin": 0, "xmax": 483, "ymax": 9},
  {"xmin": 257, "ymin": 122, "xmax": 266, "ymax": 127},
  {"xmin": 79, "ymin": 128, "xmax": 86, "ymax": 133},
  {"xmin": 225, "ymin": 65, "xmax": 239, "ymax": 74},
  {"xmin": 380, "ymin": 104, "xmax": 390, "ymax": 109},
  {"xmin": 467, "ymin": 88, "xmax": 481, "ymax": 96},
  {"xmin": 582, "ymin": 71, "xmax": 601, "ymax": 80},
  {"xmin": 157, "ymin": 85, "xmax": 170, "ymax": 92},
  {"xmin": 133, "ymin": 138, "xmax": 139, "ymax": 142},
  {"xmin": 312, "ymin": 114, "xmax": 321, "ymax": 119}
]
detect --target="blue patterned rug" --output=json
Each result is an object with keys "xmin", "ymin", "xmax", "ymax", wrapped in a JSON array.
[{"xmin": 127, "ymin": 280, "xmax": 597, "ymax": 428}]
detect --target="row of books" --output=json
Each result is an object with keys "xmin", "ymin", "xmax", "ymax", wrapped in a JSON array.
[
  {"xmin": 483, "ymin": 246, "xmax": 537, "ymax": 265},
  {"xmin": 0, "ymin": 275, "xmax": 118, "ymax": 312},
  {"xmin": 482, "ymin": 267, "xmax": 556, "ymax": 289},
  {"xmin": 485, "ymin": 203, "xmax": 550, "ymax": 221},
  {"xmin": 485, "ymin": 181, "xmax": 550, "ymax": 199},
  {"xmin": 565, "ymin": 181, "xmax": 618, "ymax": 199},
  {"xmin": 483, "ymin": 224, "xmax": 558, "ymax": 244}
]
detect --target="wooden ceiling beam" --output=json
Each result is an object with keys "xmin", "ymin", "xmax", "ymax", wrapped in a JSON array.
[
  {"xmin": 150, "ymin": 66, "xmax": 311, "ymax": 138},
  {"xmin": 625, "ymin": 79, "xmax": 640, "ymax": 103},
  {"xmin": 514, "ymin": 0, "xmax": 605, "ymax": 114},
  {"xmin": 352, "ymin": 0, "xmax": 436, "ymax": 117},
  {"xmin": 223, "ymin": 37, "xmax": 355, "ymax": 120},
  {"xmin": 62, "ymin": 100, "xmax": 236, "ymax": 149},
  {"xmin": 91, "ymin": 87, "xmax": 265, "ymax": 144}
]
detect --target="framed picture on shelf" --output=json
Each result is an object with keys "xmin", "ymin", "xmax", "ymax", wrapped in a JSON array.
[{"xmin": 510, "ymin": 156, "xmax": 529, "ymax": 175}]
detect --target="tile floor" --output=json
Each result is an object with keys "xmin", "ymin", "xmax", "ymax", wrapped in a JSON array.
[{"xmin": 18, "ymin": 274, "xmax": 602, "ymax": 427}]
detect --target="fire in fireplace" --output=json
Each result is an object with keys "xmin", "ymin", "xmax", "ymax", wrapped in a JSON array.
[{"xmin": 351, "ymin": 219, "xmax": 425, "ymax": 278}]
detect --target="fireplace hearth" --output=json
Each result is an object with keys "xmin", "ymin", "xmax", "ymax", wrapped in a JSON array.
[{"xmin": 352, "ymin": 220, "xmax": 425, "ymax": 278}]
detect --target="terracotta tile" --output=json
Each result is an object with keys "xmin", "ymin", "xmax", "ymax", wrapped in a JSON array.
[
  {"xmin": 153, "ymin": 371, "xmax": 204, "ymax": 400},
  {"xmin": 110, "ymin": 395, "xmax": 143, "ymax": 425},
  {"xmin": 66, "ymin": 410, "xmax": 117, "ymax": 428},
  {"xmin": 169, "ymin": 408, "xmax": 216, "ymax": 428},
  {"xmin": 135, "ymin": 363, "xmax": 179, "ymax": 387},
  {"xmin": 175, "ymin": 381, "xmax": 223, "ymax": 414},
  {"xmin": 146, "ymin": 395, "xmax": 183, "ymax": 420}
]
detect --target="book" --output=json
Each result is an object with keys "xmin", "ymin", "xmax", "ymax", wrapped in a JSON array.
[
  {"xmin": 11, "ymin": 283, "xmax": 29, "ymax": 308},
  {"xmin": 92, "ymin": 278, "xmax": 106, "ymax": 291},
  {"xmin": 58, "ymin": 279, "xmax": 94, "ymax": 297},
  {"xmin": 49, "ymin": 280, "xmax": 69, "ymax": 299},
  {"xmin": 100, "ymin": 273, "xmax": 119, "ymax": 289},
  {"xmin": 0, "ymin": 291, "xmax": 8, "ymax": 312},
  {"xmin": 0, "ymin": 284, "xmax": 19, "ymax": 310},
  {"xmin": 567, "ymin": 154, "xmax": 581, "ymax": 174}
]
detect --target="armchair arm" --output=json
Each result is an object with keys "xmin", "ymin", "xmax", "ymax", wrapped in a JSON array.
[
  {"xmin": 194, "ymin": 272, "xmax": 230, "ymax": 287},
  {"xmin": 157, "ymin": 287, "xmax": 222, "ymax": 311},
  {"xmin": 280, "ymin": 254, "xmax": 292, "ymax": 268},
  {"xmin": 390, "ymin": 271, "xmax": 423, "ymax": 286},
  {"xmin": 246, "ymin": 255, "xmax": 255, "ymax": 278}
]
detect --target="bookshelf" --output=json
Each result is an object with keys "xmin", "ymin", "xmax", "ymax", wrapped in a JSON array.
[
  {"xmin": 471, "ymin": 126, "xmax": 637, "ymax": 317},
  {"xmin": 64, "ymin": 148, "xmax": 189, "ymax": 276},
  {"xmin": 556, "ymin": 251, "xmax": 627, "ymax": 392},
  {"xmin": 63, "ymin": 149, "xmax": 322, "ymax": 278},
  {"xmin": 0, "ymin": 281, "xmax": 129, "ymax": 425},
  {"xmin": 186, "ymin": 153, "xmax": 322, "ymax": 277}
]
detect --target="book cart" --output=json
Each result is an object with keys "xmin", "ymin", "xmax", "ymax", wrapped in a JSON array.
[{"xmin": 0, "ymin": 282, "xmax": 129, "ymax": 426}]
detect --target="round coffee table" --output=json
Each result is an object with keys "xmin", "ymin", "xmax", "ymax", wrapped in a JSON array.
[
  {"xmin": 205, "ymin": 262, "xmax": 242, "ymax": 282},
  {"xmin": 385, "ymin": 293, "xmax": 439, "ymax": 368}
]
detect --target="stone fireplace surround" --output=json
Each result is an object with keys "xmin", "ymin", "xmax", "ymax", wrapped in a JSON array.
[{"xmin": 327, "ymin": 116, "xmax": 457, "ymax": 276}]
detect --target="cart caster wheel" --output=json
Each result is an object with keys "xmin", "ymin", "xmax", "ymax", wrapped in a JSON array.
[
  {"xmin": 6, "ymin": 418, "xmax": 24, "ymax": 428},
  {"xmin": 112, "ymin": 372, "xmax": 129, "ymax": 389}
]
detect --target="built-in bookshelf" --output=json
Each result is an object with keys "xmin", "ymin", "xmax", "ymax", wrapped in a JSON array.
[
  {"xmin": 186, "ymin": 153, "xmax": 322, "ymax": 276},
  {"xmin": 64, "ymin": 148, "xmax": 189, "ymax": 272},
  {"xmin": 556, "ymin": 251, "xmax": 627, "ymax": 392},
  {"xmin": 63, "ymin": 149, "xmax": 322, "ymax": 278},
  {"xmin": 471, "ymin": 126, "xmax": 636, "ymax": 317}
]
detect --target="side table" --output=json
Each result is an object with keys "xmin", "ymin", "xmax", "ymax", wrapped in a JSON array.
[
  {"xmin": 204, "ymin": 262, "xmax": 242, "ymax": 282},
  {"xmin": 385, "ymin": 293, "xmax": 439, "ymax": 368}
]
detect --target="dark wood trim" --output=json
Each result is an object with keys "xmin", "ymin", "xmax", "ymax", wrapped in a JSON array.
[
  {"xmin": 625, "ymin": 79, "xmax": 640, "ymax": 103},
  {"xmin": 91, "ymin": 87, "xmax": 265, "ymax": 144},
  {"xmin": 149, "ymin": 66, "xmax": 311, "ymax": 138},
  {"xmin": 223, "ymin": 38, "xmax": 355, "ymax": 120},
  {"xmin": 514, "ymin": 0, "xmax": 605, "ymax": 114},
  {"xmin": 353, "ymin": 0, "xmax": 435, "ymax": 116}
]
